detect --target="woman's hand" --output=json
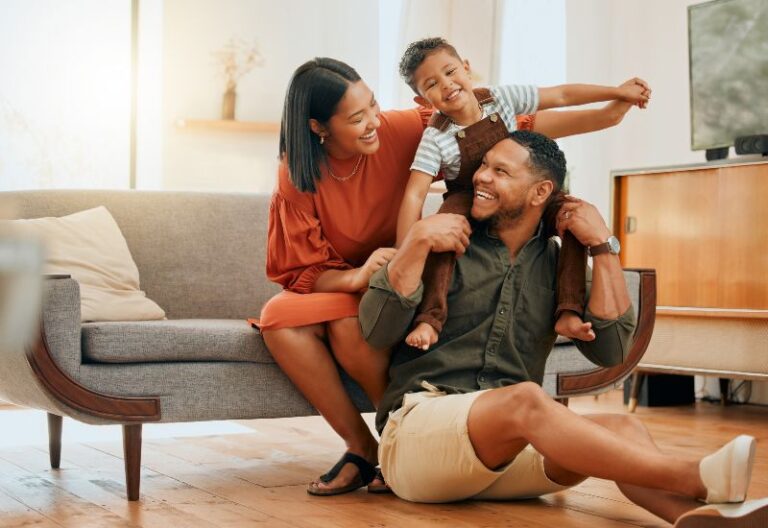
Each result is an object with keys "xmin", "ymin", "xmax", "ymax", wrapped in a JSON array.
[{"xmin": 353, "ymin": 247, "xmax": 397, "ymax": 290}]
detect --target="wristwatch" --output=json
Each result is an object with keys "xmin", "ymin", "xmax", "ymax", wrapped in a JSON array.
[{"xmin": 588, "ymin": 235, "xmax": 621, "ymax": 256}]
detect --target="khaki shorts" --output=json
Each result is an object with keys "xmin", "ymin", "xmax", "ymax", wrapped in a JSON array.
[{"xmin": 379, "ymin": 389, "xmax": 575, "ymax": 503}]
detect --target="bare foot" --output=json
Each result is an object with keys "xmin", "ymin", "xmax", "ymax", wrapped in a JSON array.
[
  {"xmin": 555, "ymin": 311, "xmax": 595, "ymax": 341},
  {"xmin": 405, "ymin": 322, "xmax": 439, "ymax": 351}
]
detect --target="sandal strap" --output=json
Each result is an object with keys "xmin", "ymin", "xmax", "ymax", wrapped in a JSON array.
[{"xmin": 319, "ymin": 452, "xmax": 376, "ymax": 485}]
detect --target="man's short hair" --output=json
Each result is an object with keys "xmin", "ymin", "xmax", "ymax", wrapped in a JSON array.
[
  {"xmin": 507, "ymin": 130, "xmax": 566, "ymax": 192},
  {"xmin": 399, "ymin": 37, "xmax": 462, "ymax": 94}
]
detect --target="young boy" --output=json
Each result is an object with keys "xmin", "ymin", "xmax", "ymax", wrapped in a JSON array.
[{"xmin": 397, "ymin": 37, "xmax": 650, "ymax": 350}]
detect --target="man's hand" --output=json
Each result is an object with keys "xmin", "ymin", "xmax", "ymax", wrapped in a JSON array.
[
  {"xmin": 555, "ymin": 197, "xmax": 611, "ymax": 248},
  {"xmin": 387, "ymin": 213, "xmax": 471, "ymax": 297},
  {"xmin": 409, "ymin": 213, "xmax": 472, "ymax": 256}
]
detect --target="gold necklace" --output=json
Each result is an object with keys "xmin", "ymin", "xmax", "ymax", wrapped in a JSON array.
[{"xmin": 327, "ymin": 154, "xmax": 364, "ymax": 182}]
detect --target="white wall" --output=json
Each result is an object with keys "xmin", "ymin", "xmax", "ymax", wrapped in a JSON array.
[
  {"xmin": 562, "ymin": 0, "xmax": 703, "ymax": 218},
  {"xmin": 565, "ymin": 0, "xmax": 767, "ymax": 404},
  {"xmin": 160, "ymin": 0, "xmax": 380, "ymax": 193}
]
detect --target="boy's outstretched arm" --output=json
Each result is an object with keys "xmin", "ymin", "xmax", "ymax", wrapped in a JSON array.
[
  {"xmin": 396, "ymin": 170, "xmax": 434, "ymax": 246},
  {"xmin": 533, "ymin": 100, "xmax": 633, "ymax": 139},
  {"xmin": 538, "ymin": 77, "xmax": 650, "ymax": 110}
]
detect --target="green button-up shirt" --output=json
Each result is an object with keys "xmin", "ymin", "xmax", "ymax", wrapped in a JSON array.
[{"xmin": 360, "ymin": 224, "xmax": 636, "ymax": 434}]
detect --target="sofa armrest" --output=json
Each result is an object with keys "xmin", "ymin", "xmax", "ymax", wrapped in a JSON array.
[
  {"xmin": 39, "ymin": 276, "xmax": 82, "ymax": 374},
  {"xmin": 555, "ymin": 268, "xmax": 657, "ymax": 396},
  {"xmin": 26, "ymin": 275, "xmax": 160, "ymax": 422}
]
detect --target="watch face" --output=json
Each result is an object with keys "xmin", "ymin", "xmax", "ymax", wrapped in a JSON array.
[{"xmin": 608, "ymin": 235, "xmax": 621, "ymax": 254}]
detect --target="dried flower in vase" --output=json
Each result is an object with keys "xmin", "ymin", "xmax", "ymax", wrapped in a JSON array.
[{"xmin": 212, "ymin": 38, "xmax": 265, "ymax": 119}]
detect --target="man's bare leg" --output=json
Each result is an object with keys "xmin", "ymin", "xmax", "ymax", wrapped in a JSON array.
[
  {"xmin": 467, "ymin": 382, "xmax": 707, "ymax": 499},
  {"xmin": 542, "ymin": 413, "xmax": 706, "ymax": 524}
]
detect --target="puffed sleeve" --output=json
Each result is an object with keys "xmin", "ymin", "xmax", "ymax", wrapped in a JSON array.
[
  {"xmin": 418, "ymin": 106, "xmax": 433, "ymax": 129},
  {"xmin": 516, "ymin": 114, "xmax": 537, "ymax": 131},
  {"xmin": 266, "ymin": 163, "xmax": 352, "ymax": 293}
]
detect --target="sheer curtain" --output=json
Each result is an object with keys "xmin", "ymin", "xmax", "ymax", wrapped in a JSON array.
[{"xmin": 0, "ymin": 0, "xmax": 133, "ymax": 190}]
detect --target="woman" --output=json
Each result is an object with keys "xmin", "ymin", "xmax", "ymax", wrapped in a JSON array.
[{"xmin": 258, "ymin": 57, "xmax": 636, "ymax": 496}]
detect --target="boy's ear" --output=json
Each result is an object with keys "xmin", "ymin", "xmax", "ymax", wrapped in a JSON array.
[
  {"xmin": 413, "ymin": 95, "xmax": 432, "ymax": 108},
  {"xmin": 463, "ymin": 59, "xmax": 471, "ymax": 74}
]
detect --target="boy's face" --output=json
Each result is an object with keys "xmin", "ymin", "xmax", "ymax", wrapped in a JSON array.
[{"xmin": 412, "ymin": 49, "xmax": 474, "ymax": 115}]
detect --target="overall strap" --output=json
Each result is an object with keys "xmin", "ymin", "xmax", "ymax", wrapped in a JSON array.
[
  {"xmin": 427, "ymin": 87, "xmax": 496, "ymax": 132},
  {"xmin": 474, "ymin": 87, "xmax": 495, "ymax": 105}
]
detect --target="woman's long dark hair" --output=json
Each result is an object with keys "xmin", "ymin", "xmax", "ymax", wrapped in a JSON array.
[{"xmin": 279, "ymin": 58, "xmax": 361, "ymax": 193}]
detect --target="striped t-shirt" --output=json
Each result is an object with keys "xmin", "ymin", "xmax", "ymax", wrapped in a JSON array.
[{"xmin": 410, "ymin": 84, "xmax": 539, "ymax": 181}]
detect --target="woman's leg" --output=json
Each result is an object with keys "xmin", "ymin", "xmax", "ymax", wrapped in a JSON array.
[
  {"xmin": 263, "ymin": 324, "xmax": 378, "ymax": 491},
  {"xmin": 327, "ymin": 316, "xmax": 390, "ymax": 408}
]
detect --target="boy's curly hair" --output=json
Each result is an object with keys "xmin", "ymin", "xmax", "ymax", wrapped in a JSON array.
[
  {"xmin": 399, "ymin": 37, "xmax": 462, "ymax": 94},
  {"xmin": 508, "ymin": 130, "xmax": 566, "ymax": 191}
]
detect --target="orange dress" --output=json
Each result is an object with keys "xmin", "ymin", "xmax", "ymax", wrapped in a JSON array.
[
  {"xmin": 253, "ymin": 110, "xmax": 536, "ymax": 331},
  {"xmin": 254, "ymin": 108, "xmax": 431, "ymax": 330}
]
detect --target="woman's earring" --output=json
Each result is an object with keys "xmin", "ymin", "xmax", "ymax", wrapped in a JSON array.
[{"xmin": 320, "ymin": 135, "xmax": 325, "ymax": 145}]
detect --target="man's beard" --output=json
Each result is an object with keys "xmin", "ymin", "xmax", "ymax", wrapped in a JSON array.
[{"xmin": 488, "ymin": 196, "xmax": 527, "ymax": 230}]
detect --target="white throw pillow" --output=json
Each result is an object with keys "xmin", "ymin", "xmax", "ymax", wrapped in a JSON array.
[{"xmin": 13, "ymin": 206, "xmax": 165, "ymax": 322}]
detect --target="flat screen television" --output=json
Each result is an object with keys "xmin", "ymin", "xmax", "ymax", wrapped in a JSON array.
[{"xmin": 688, "ymin": 0, "xmax": 768, "ymax": 152}]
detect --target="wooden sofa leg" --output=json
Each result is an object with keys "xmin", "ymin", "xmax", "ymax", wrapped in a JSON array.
[
  {"xmin": 47, "ymin": 413, "xmax": 62, "ymax": 469},
  {"xmin": 628, "ymin": 372, "xmax": 643, "ymax": 413},
  {"xmin": 122, "ymin": 424, "xmax": 143, "ymax": 501}
]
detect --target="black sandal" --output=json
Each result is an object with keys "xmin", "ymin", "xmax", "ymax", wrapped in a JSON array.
[
  {"xmin": 367, "ymin": 467, "xmax": 392, "ymax": 494},
  {"xmin": 307, "ymin": 452, "xmax": 376, "ymax": 496}
]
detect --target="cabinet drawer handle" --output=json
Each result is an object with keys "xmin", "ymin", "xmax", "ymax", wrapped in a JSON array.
[{"xmin": 625, "ymin": 216, "xmax": 637, "ymax": 234}]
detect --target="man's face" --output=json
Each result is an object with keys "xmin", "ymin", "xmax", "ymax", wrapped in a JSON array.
[{"xmin": 470, "ymin": 139, "xmax": 542, "ymax": 225}]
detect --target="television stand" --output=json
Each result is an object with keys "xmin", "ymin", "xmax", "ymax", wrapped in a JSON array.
[{"xmin": 612, "ymin": 159, "xmax": 768, "ymax": 410}]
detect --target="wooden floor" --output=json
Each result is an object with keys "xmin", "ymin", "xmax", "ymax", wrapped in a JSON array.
[{"xmin": 0, "ymin": 391, "xmax": 766, "ymax": 528}]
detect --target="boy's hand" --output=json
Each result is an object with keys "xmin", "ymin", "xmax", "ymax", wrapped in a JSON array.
[
  {"xmin": 618, "ymin": 77, "xmax": 651, "ymax": 109},
  {"xmin": 354, "ymin": 247, "xmax": 397, "ymax": 290}
]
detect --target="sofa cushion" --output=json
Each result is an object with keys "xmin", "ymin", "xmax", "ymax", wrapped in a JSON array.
[
  {"xmin": 82, "ymin": 319, "xmax": 272, "ymax": 364},
  {"xmin": 13, "ymin": 206, "xmax": 165, "ymax": 322}
]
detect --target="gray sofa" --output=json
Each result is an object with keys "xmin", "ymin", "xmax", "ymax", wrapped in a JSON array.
[{"xmin": 0, "ymin": 190, "xmax": 656, "ymax": 501}]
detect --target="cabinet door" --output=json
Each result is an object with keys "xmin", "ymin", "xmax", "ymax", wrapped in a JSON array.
[{"xmin": 616, "ymin": 164, "xmax": 768, "ymax": 310}]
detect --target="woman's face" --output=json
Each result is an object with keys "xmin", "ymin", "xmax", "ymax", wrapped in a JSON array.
[{"xmin": 322, "ymin": 80, "xmax": 381, "ymax": 158}]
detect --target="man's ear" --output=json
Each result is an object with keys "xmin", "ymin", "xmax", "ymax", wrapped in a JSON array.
[
  {"xmin": 530, "ymin": 179, "xmax": 554, "ymax": 207},
  {"xmin": 308, "ymin": 118, "xmax": 326, "ymax": 138},
  {"xmin": 413, "ymin": 95, "xmax": 431, "ymax": 108}
]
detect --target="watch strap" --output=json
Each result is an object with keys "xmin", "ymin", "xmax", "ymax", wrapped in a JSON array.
[{"xmin": 588, "ymin": 242, "xmax": 612, "ymax": 256}]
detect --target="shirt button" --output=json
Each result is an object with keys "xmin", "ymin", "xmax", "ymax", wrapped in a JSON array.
[
  {"xmin": 479, "ymin": 376, "xmax": 486, "ymax": 383},
  {"xmin": 499, "ymin": 308, "xmax": 506, "ymax": 315},
  {"xmin": 490, "ymin": 113, "xmax": 499, "ymax": 122},
  {"xmin": 457, "ymin": 130, "xmax": 466, "ymax": 139}
]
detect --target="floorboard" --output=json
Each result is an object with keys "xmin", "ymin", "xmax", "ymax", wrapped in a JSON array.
[{"xmin": 0, "ymin": 390, "xmax": 765, "ymax": 527}]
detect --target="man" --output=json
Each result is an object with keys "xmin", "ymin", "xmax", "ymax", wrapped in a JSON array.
[{"xmin": 359, "ymin": 131, "xmax": 766, "ymax": 527}]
